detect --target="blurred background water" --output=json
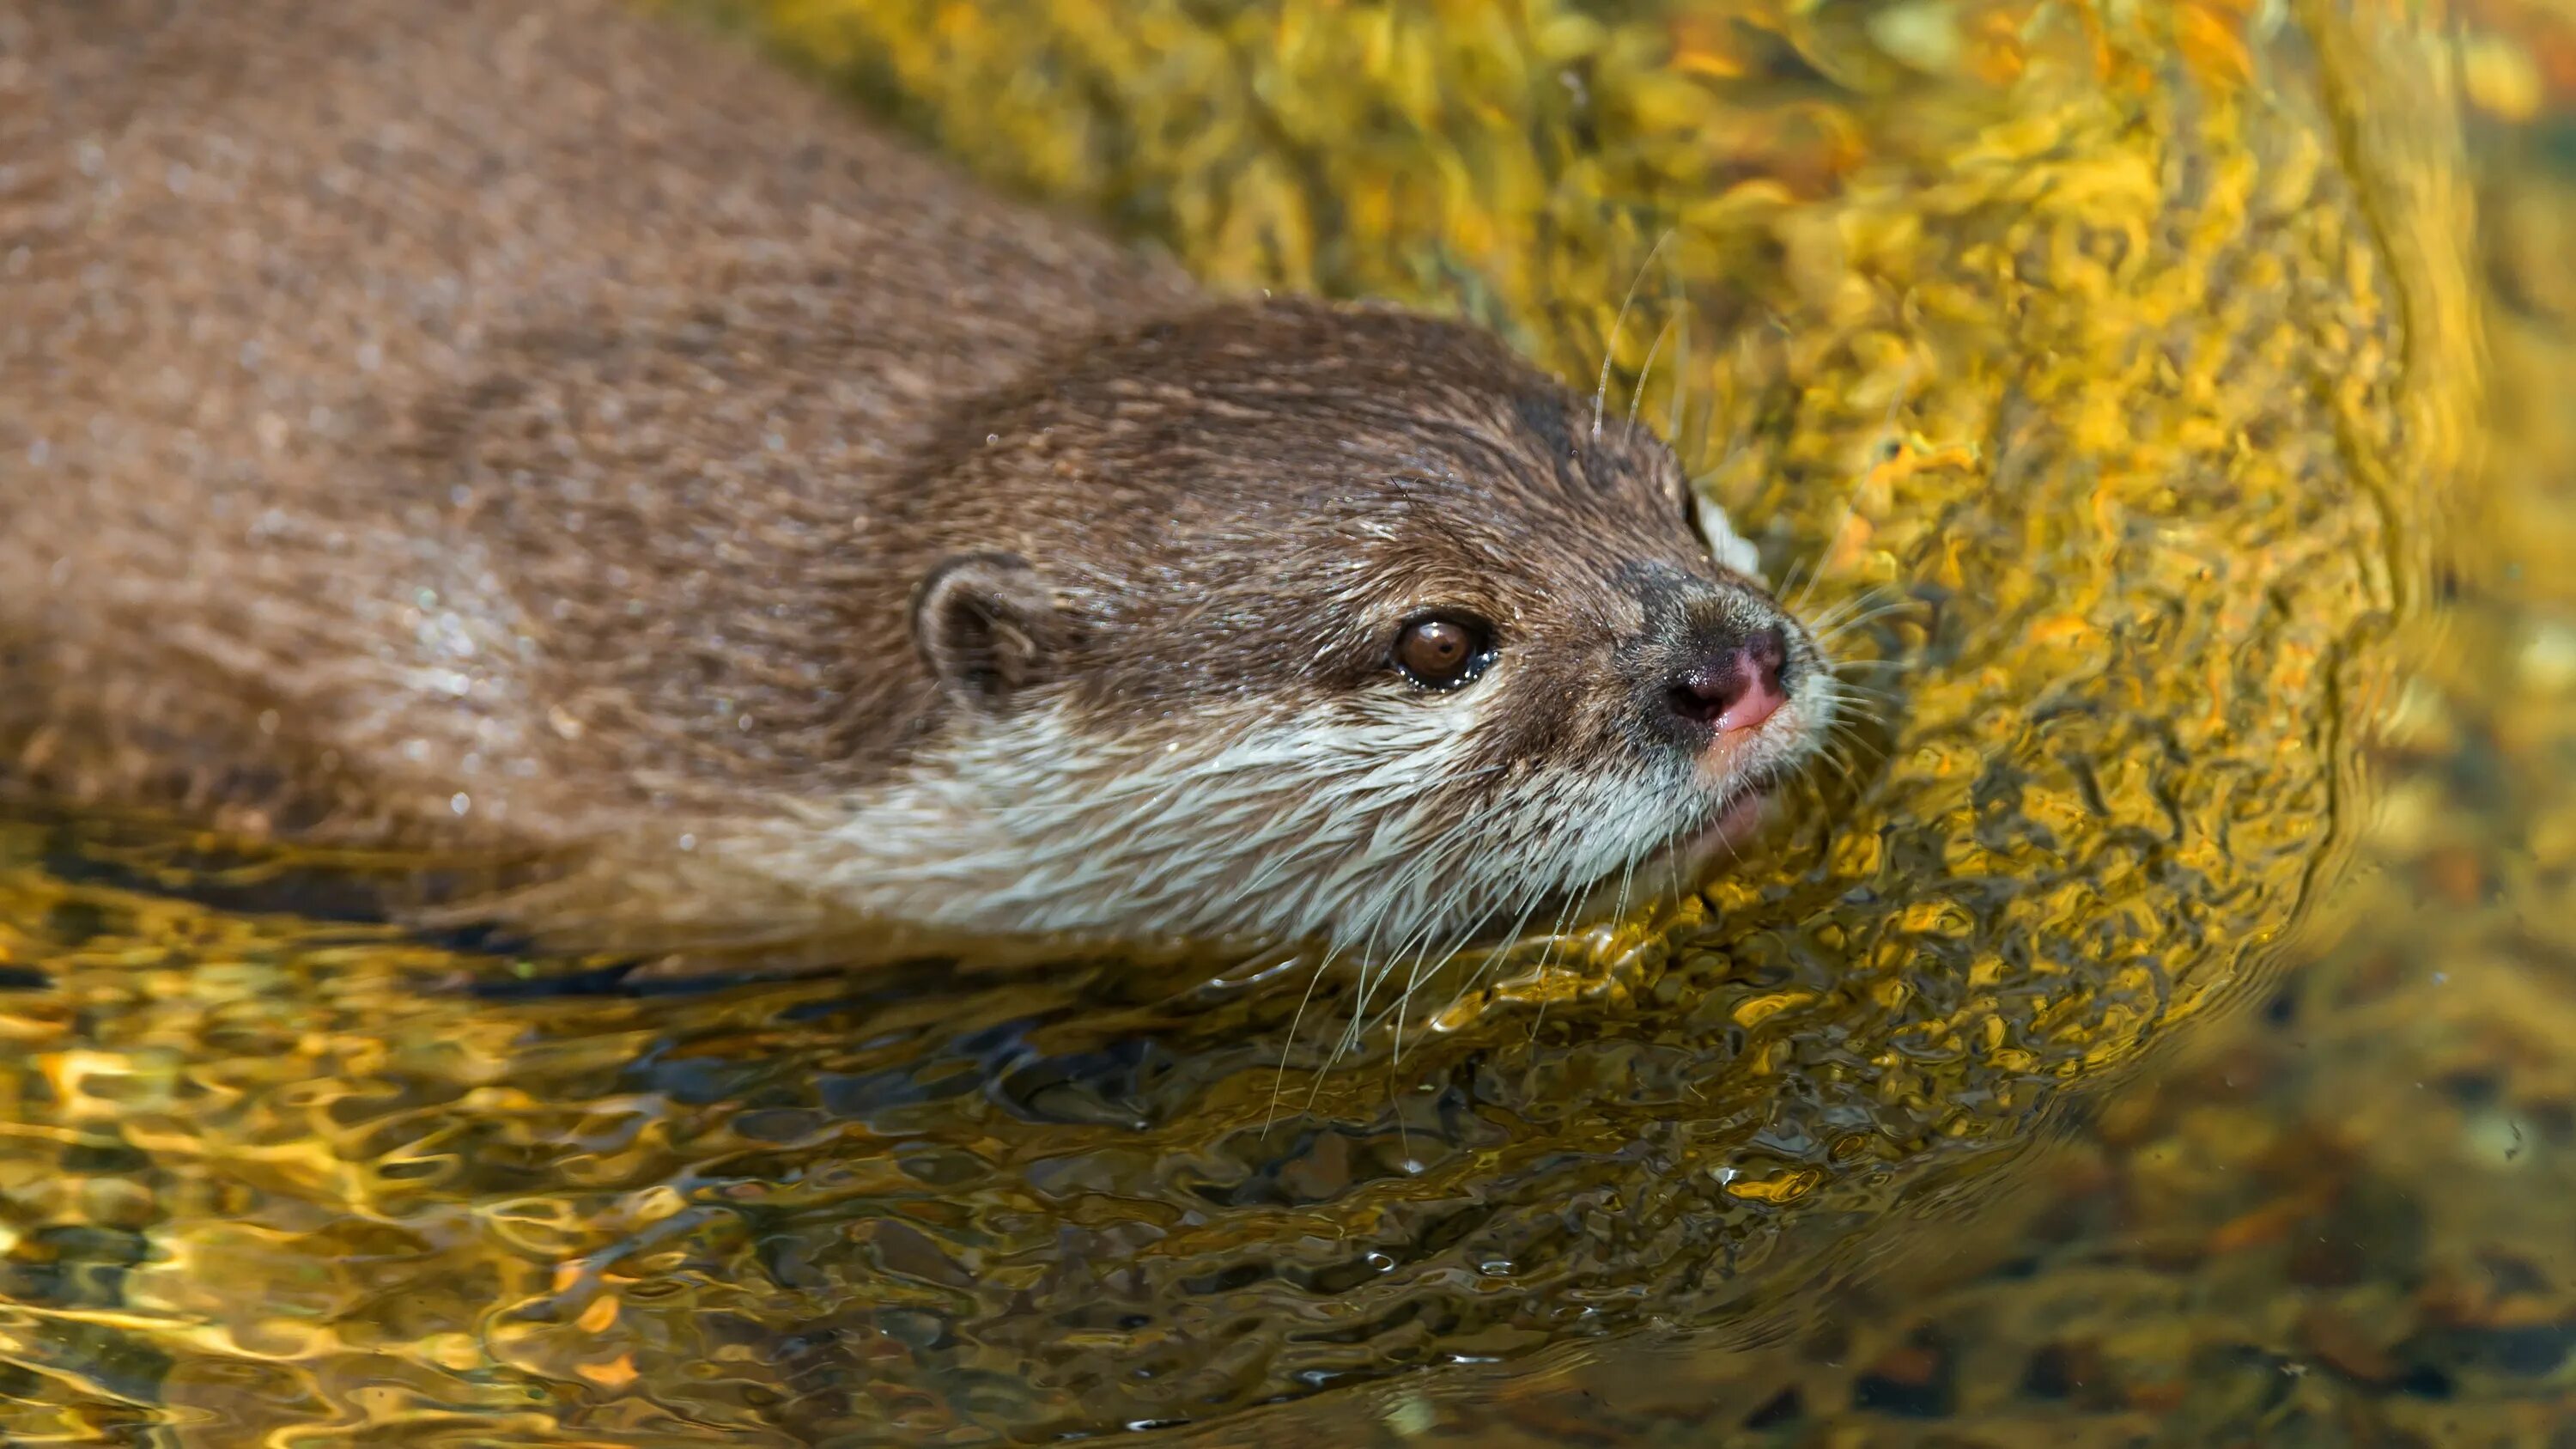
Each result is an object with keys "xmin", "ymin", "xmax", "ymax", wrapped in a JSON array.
[{"xmin": 3, "ymin": 0, "xmax": 2573, "ymax": 1443}]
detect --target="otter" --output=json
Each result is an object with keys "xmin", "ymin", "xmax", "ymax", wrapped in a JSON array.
[{"xmin": 0, "ymin": 0, "xmax": 1834, "ymax": 966}]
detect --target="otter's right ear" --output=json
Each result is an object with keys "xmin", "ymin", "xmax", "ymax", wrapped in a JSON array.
[{"xmin": 912, "ymin": 552, "xmax": 1063, "ymax": 710}]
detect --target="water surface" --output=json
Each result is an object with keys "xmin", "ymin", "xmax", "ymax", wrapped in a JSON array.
[{"xmin": 4, "ymin": 0, "xmax": 2565, "ymax": 1443}]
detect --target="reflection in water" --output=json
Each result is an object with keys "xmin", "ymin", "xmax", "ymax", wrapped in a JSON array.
[{"xmin": 2, "ymin": 0, "xmax": 2549, "ymax": 1443}]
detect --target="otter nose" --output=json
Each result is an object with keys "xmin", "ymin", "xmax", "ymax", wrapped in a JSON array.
[{"xmin": 1665, "ymin": 625, "xmax": 1789, "ymax": 735}]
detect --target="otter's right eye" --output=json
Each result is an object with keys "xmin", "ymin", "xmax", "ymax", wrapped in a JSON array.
[{"xmin": 1392, "ymin": 612, "xmax": 1494, "ymax": 691}]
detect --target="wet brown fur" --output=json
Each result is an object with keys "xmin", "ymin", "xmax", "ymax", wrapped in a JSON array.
[{"xmin": 0, "ymin": 0, "xmax": 1816, "ymax": 954}]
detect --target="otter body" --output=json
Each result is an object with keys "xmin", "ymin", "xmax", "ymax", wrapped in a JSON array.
[{"xmin": 2, "ymin": 0, "xmax": 1832, "ymax": 960}]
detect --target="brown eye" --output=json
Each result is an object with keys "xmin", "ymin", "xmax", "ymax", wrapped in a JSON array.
[{"xmin": 1391, "ymin": 612, "xmax": 1494, "ymax": 690}]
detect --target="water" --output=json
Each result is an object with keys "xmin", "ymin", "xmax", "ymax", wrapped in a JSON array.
[{"xmin": 3, "ymin": 0, "xmax": 2566, "ymax": 1443}]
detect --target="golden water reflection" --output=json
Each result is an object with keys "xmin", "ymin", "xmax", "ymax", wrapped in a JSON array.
[{"xmin": 3, "ymin": 0, "xmax": 2566, "ymax": 1442}]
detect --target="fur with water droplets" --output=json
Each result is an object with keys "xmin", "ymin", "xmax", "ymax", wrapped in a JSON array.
[{"xmin": 0, "ymin": 0, "xmax": 1833, "ymax": 968}]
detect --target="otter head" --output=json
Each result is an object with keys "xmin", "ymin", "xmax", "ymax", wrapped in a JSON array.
[{"xmin": 865, "ymin": 296, "xmax": 1832, "ymax": 962}]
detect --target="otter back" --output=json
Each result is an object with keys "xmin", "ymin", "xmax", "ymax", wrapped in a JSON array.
[
  {"xmin": 0, "ymin": 0, "xmax": 1197, "ymax": 850},
  {"xmin": 0, "ymin": 2, "xmax": 1835, "ymax": 964}
]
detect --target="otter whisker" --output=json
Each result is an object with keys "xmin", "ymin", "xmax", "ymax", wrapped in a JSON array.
[
  {"xmin": 1382, "ymin": 902, "xmax": 1472, "ymax": 1068},
  {"xmin": 1591, "ymin": 228, "xmax": 1675, "ymax": 441},
  {"xmin": 1376, "ymin": 770, "xmax": 1626, "ymax": 1055},
  {"xmin": 1820, "ymin": 676, "xmax": 1901, "ymax": 714},
  {"xmin": 1362, "ymin": 868, "xmax": 1546, "ymax": 1056},
  {"xmin": 1374, "ymin": 847, "xmax": 1511, "ymax": 1056},
  {"xmin": 1452, "ymin": 882, "xmax": 1558, "ymax": 1011},
  {"xmin": 1832, "ymin": 711, "xmax": 1893, "ymax": 755},
  {"xmin": 1817, "ymin": 699, "xmax": 1875, "ymax": 739},
  {"xmin": 1346, "ymin": 751, "xmax": 1687, "ymax": 1053},
  {"xmin": 1811, "ymin": 678, "xmax": 1896, "ymax": 716},
  {"xmin": 1305, "ymin": 881, "xmax": 1452, "ymax": 1077},
  {"xmin": 1522, "ymin": 870, "xmax": 1601, "ymax": 1047},
  {"xmin": 1628, "ymin": 311, "xmax": 1681, "ymax": 428},
  {"xmin": 1328, "ymin": 861, "xmax": 1437, "ymax": 1075},
  {"xmin": 1271, "ymin": 935, "xmax": 1356, "ymax": 1135},
  {"xmin": 1341, "ymin": 777, "xmax": 1568, "ymax": 1062},
  {"xmin": 1776, "ymin": 549, "xmax": 1829, "ymax": 618},
  {"xmin": 1810, "ymin": 598, "xmax": 1924, "ymax": 643},
  {"xmin": 1663, "ymin": 303, "xmax": 1694, "ymax": 444},
  {"xmin": 1366, "ymin": 860, "xmax": 1476, "ymax": 1062},
  {"xmin": 1519, "ymin": 765, "xmax": 1680, "ymax": 1040},
  {"xmin": 1814, "ymin": 718, "xmax": 1886, "ymax": 762},
  {"xmin": 1798, "ymin": 592, "xmax": 1897, "ymax": 635},
  {"xmin": 1814, "ymin": 719, "xmax": 1886, "ymax": 789},
  {"xmin": 1824, "ymin": 660, "xmax": 1906, "ymax": 685},
  {"xmin": 1810, "ymin": 741, "xmax": 1859, "ymax": 793}
]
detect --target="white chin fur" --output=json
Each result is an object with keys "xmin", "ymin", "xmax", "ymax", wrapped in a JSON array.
[
  {"xmin": 1694, "ymin": 493, "xmax": 1765, "ymax": 584},
  {"xmin": 739, "ymin": 690, "xmax": 1716, "ymax": 959}
]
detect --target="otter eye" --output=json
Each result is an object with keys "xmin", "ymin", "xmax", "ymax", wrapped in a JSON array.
[{"xmin": 1391, "ymin": 612, "xmax": 1494, "ymax": 691}]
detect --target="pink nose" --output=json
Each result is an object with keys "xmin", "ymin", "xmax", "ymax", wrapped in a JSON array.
[{"xmin": 1667, "ymin": 626, "xmax": 1789, "ymax": 735}]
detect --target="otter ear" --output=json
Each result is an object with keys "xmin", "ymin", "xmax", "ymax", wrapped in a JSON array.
[{"xmin": 912, "ymin": 552, "xmax": 1063, "ymax": 709}]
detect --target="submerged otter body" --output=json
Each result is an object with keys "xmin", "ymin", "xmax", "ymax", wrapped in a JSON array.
[{"xmin": 0, "ymin": 0, "xmax": 1833, "ymax": 961}]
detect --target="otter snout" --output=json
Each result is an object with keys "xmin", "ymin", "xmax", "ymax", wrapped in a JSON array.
[
  {"xmin": 1666, "ymin": 624, "xmax": 1790, "ymax": 735},
  {"xmin": 1622, "ymin": 563, "xmax": 1807, "ymax": 747}
]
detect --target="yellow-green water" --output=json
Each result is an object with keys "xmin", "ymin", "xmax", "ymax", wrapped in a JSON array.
[{"xmin": 8, "ymin": 0, "xmax": 2575, "ymax": 1443}]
